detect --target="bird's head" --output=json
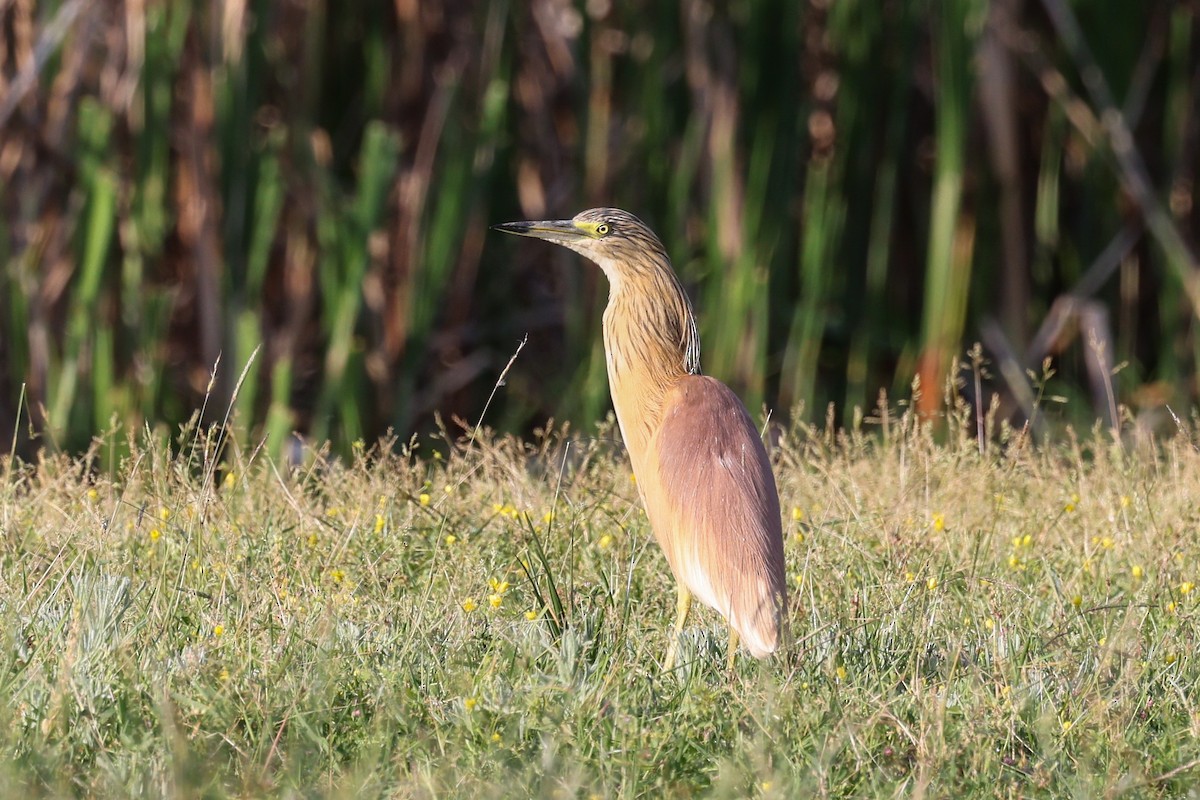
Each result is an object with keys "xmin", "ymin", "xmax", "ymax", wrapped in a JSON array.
[
  {"xmin": 491, "ymin": 207, "xmax": 670, "ymax": 288},
  {"xmin": 494, "ymin": 206, "xmax": 701, "ymax": 373}
]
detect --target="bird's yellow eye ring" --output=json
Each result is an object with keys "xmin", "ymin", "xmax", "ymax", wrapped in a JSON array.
[{"xmin": 596, "ymin": 223, "xmax": 610, "ymax": 236}]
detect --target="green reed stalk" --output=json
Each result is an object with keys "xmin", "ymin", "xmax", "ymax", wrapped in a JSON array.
[{"xmin": 918, "ymin": 0, "xmax": 976, "ymax": 413}]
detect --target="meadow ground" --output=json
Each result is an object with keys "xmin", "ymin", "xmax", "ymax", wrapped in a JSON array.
[{"xmin": 3, "ymin": 398, "xmax": 1200, "ymax": 798}]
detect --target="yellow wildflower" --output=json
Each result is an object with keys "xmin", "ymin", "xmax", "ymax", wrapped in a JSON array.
[
  {"xmin": 932, "ymin": 513, "xmax": 945, "ymax": 532},
  {"xmin": 598, "ymin": 534, "xmax": 614, "ymax": 549},
  {"xmin": 445, "ymin": 534, "xmax": 457, "ymax": 545},
  {"xmin": 488, "ymin": 593, "xmax": 503, "ymax": 609},
  {"xmin": 149, "ymin": 528, "xmax": 162, "ymax": 542},
  {"xmin": 462, "ymin": 599, "xmax": 477, "ymax": 612},
  {"xmin": 159, "ymin": 507, "xmax": 171, "ymax": 521},
  {"xmin": 792, "ymin": 507, "xmax": 804, "ymax": 521},
  {"xmin": 524, "ymin": 610, "xmax": 538, "ymax": 621},
  {"xmin": 464, "ymin": 697, "xmax": 477, "ymax": 711},
  {"xmin": 374, "ymin": 514, "xmax": 386, "ymax": 533},
  {"xmin": 926, "ymin": 577, "xmax": 938, "ymax": 591},
  {"xmin": 1180, "ymin": 582, "xmax": 1195, "ymax": 595},
  {"xmin": 86, "ymin": 488, "xmax": 98, "ymax": 502},
  {"xmin": 213, "ymin": 624, "xmax": 225, "ymax": 637},
  {"xmin": 419, "ymin": 493, "xmax": 431, "ymax": 507},
  {"xmin": 1131, "ymin": 565, "xmax": 1143, "ymax": 580}
]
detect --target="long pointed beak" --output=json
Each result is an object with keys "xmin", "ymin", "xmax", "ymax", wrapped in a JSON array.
[{"xmin": 490, "ymin": 219, "xmax": 582, "ymax": 243}]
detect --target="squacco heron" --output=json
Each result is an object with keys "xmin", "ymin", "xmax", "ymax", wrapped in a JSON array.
[{"xmin": 493, "ymin": 207, "xmax": 786, "ymax": 669}]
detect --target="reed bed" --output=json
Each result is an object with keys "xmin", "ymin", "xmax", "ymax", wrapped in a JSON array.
[{"xmin": 2, "ymin": 1, "xmax": 1196, "ymax": 459}]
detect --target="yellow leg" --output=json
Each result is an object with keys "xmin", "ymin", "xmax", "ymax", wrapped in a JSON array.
[
  {"xmin": 663, "ymin": 584, "xmax": 692, "ymax": 670},
  {"xmin": 726, "ymin": 628, "xmax": 740, "ymax": 673}
]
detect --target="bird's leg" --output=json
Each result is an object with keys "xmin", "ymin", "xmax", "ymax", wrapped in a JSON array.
[
  {"xmin": 726, "ymin": 628, "xmax": 740, "ymax": 673},
  {"xmin": 663, "ymin": 584, "xmax": 692, "ymax": 670}
]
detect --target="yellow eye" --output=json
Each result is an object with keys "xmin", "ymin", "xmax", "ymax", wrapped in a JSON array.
[{"xmin": 596, "ymin": 223, "xmax": 610, "ymax": 236}]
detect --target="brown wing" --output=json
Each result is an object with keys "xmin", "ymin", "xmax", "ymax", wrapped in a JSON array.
[{"xmin": 641, "ymin": 375, "xmax": 786, "ymax": 657}]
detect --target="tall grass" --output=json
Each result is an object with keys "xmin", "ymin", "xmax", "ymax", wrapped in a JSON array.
[
  {"xmin": 3, "ymin": 389, "xmax": 1200, "ymax": 795},
  {"xmin": 0, "ymin": 0, "xmax": 1195, "ymax": 458}
]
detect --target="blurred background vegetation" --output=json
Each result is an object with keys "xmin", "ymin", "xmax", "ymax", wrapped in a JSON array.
[{"xmin": 2, "ymin": 0, "xmax": 1198, "ymax": 462}]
